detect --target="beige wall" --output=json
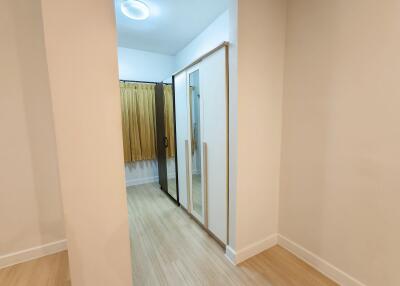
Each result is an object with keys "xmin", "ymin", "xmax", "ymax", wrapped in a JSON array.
[
  {"xmin": 234, "ymin": 0, "xmax": 287, "ymax": 251},
  {"xmin": 280, "ymin": 0, "xmax": 400, "ymax": 285},
  {"xmin": 40, "ymin": 0, "xmax": 133, "ymax": 285},
  {"xmin": 0, "ymin": 0, "xmax": 65, "ymax": 257}
]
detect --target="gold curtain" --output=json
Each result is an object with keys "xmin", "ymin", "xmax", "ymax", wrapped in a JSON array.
[
  {"xmin": 120, "ymin": 82, "xmax": 156, "ymax": 163},
  {"xmin": 189, "ymin": 86, "xmax": 197, "ymax": 154},
  {"xmin": 120, "ymin": 82, "xmax": 175, "ymax": 163},
  {"xmin": 163, "ymin": 85, "xmax": 175, "ymax": 158}
]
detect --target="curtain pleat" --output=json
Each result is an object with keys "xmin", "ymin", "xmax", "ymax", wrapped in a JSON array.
[
  {"xmin": 163, "ymin": 85, "xmax": 175, "ymax": 158},
  {"xmin": 120, "ymin": 82, "xmax": 175, "ymax": 163},
  {"xmin": 130, "ymin": 89, "xmax": 142, "ymax": 161},
  {"xmin": 120, "ymin": 82, "xmax": 132, "ymax": 162}
]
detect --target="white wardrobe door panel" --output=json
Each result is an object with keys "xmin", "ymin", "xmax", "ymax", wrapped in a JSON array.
[
  {"xmin": 174, "ymin": 71, "xmax": 189, "ymax": 209},
  {"xmin": 200, "ymin": 48, "xmax": 228, "ymax": 244},
  {"xmin": 186, "ymin": 66, "xmax": 205, "ymax": 223}
]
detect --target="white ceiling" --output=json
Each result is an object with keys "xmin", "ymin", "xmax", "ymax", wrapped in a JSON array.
[{"xmin": 114, "ymin": 0, "xmax": 229, "ymax": 55}]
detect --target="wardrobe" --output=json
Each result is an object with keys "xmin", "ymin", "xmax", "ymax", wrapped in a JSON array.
[{"xmin": 174, "ymin": 44, "xmax": 228, "ymax": 245}]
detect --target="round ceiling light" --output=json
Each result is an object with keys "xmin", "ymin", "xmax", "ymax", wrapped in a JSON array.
[{"xmin": 121, "ymin": 0, "xmax": 150, "ymax": 20}]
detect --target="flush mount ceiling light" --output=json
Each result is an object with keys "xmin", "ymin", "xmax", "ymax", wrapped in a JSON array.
[{"xmin": 121, "ymin": 0, "xmax": 150, "ymax": 20}]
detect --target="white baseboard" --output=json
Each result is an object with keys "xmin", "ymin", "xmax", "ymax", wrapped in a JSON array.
[
  {"xmin": 225, "ymin": 245, "xmax": 237, "ymax": 265},
  {"xmin": 0, "ymin": 239, "xmax": 67, "ymax": 269},
  {"xmin": 278, "ymin": 235, "xmax": 366, "ymax": 286},
  {"xmin": 126, "ymin": 176, "xmax": 158, "ymax": 187},
  {"xmin": 225, "ymin": 233, "xmax": 278, "ymax": 265},
  {"xmin": 126, "ymin": 174, "xmax": 176, "ymax": 187}
]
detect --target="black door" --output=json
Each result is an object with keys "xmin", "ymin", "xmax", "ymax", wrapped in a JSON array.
[{"xmin": 155, "ymin": 83, "xmax": 168, "ymax": 193}]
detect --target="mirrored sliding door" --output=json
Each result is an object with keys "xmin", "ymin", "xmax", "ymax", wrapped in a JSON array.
[
  {"xmin": 155, "ymin": 82, "xmax": 179, "ymax": 205},
  {"xmin": 163, "ymin": 83, "xmax": 178, "ymax": 201}
]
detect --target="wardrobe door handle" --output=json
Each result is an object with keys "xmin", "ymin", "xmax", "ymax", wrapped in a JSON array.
[
  {"xmin": 163, "ymin": 137, "xmax": 169, "ymax": 148},
  {"xmin": 203, "ymin": 142, "xmax": 208, "ymax": 228},
  {"xmin": 185, "ymin": 140, "xmax": 191, "ymax": 212}
]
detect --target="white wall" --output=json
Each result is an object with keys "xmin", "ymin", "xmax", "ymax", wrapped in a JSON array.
[
  {"xmin": 40, "ymin": 0, "xmax": 133, "ymax": 284},
  {"xmin": 227, "ymin": 0, "xmax": 287, "ymax": 264},
  {"xmin": 175, "ymin": 10, "xmax": 229, "ymax": 71},
  {"xmin": 125, "ymin": 160, "xmax": 176, "ymax": 187},
  {"xmin": 279, "ymin": 1, "xmax": 400, "ymax": 285},
  {"xmin": 0, "ymin": 0, "xmax": 65, "ymax": 267},
  {"xmin": 118, "ymin": 47, "xmax": 175, "ymax": 82}
]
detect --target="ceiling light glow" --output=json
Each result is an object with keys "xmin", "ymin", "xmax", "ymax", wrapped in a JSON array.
[{"xmin": 121, "ymin": 0, "xmax": 150, "ymax": 20}]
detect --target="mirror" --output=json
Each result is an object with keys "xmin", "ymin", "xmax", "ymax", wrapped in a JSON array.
[
  {"xmin": 163, "ymin": 78, "xmax": 178, "ymax": 200},
  {"xmin": 189, "ymin": 70, "xmax": 203, "ymax": 218}
]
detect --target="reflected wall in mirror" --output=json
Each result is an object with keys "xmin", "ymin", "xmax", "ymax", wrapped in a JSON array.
[{"xmin": 189, "ymin": 70, "xmax": 203, "ymax": 218}]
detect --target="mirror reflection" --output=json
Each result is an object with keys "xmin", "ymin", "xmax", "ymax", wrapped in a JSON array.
[
  {"xmin": 164, "ymin": 81, "xmax": 178, "ymax": 200},
  {"xmin": 189, "ymin": 70, "xmax": 203, "ymax": 216}
]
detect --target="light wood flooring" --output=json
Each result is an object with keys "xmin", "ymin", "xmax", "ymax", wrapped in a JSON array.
[
  {"xmin": 0, "ymin": 251, "xmax": 70, "ymax": 286},
  {"xmin": 0, "ymin": 183, "xmax": 337, "ymax": 286},
  {"xmin": 126, "ymin": 183, "xmax": 337, "ymax": 286}
]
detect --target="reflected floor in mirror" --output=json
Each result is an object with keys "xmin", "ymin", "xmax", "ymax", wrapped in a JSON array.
[
  {"xmin": 167, "ymin": 178, "xmax": 177, "ymax": 200},
  {"xmin": 192, "ymin": 174, "xmax": 202, "ymax": 214}
]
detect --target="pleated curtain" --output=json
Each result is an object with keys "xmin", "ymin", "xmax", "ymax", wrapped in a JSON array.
[
  {"xmin": 163, "ymin": 85, "xmax": 175, "ymax": 159},
  {"xmin": 120, "ymin": 82, "xmax": 175, "ymax": 163}
]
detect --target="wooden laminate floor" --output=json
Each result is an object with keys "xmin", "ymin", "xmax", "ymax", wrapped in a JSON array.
[
  {"xmin": 126, "ymin": 183, "xmax": 338, "ymax": 286},
  {"xmin": 0, "ymin": 183, "xmax": 337, "ymax": 286},
  {"xmin": 0, "ymin": 251, "xmax": 70, "ymax": 286}
]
